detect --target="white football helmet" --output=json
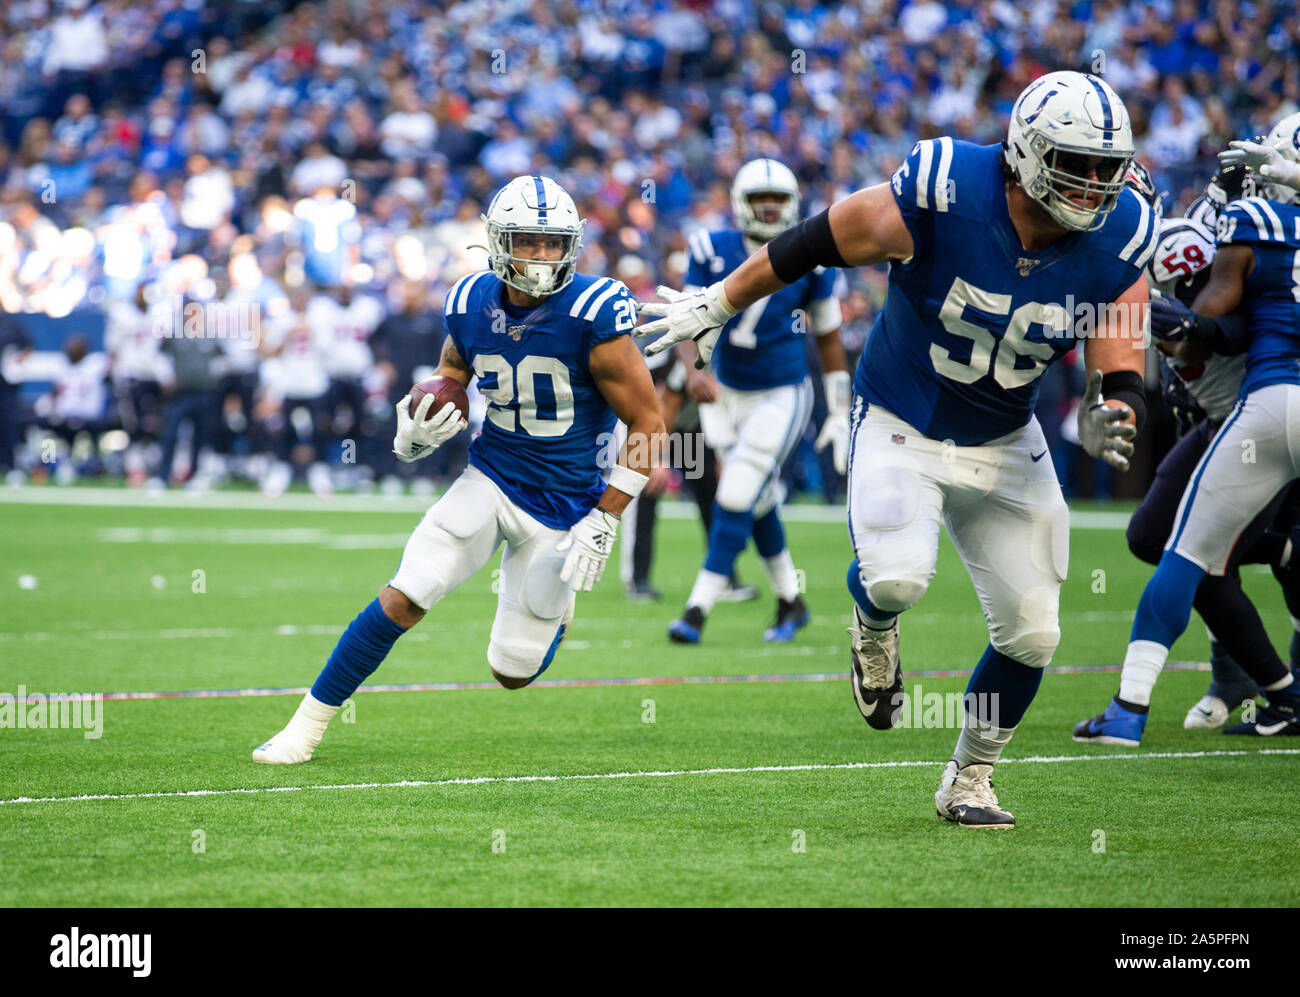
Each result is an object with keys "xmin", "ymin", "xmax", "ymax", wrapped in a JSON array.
[
  {"xmin": 1258, "ymin": 112, "xmax": 1300, "ymax": 205},
  {"xmin": 1005, "ymin": 71, "xmax": 1134, "ymax": 232},
  {"xmin": 481, "ymin": 175, "xmax": 584, "ymax": 296},
  {"xmin": 731, "ymin": 158, "xmax": 800, "ymax": 242}
]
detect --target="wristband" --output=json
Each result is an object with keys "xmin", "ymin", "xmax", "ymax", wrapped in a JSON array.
[
  {"xmin": 823, "ymin": 370, "xmax": 851, "ymax": 411},
  {"xmin": 607, "ymin": 463, "xmax": 650, "ymax": 498},
  {"xmin": 1100, "ymin": 369, "xmax": 1147, "ymax": 436}
]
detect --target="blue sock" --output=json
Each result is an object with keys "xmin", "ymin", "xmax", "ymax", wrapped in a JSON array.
[
  {"xmin": 526, "ymin": 622, "xmax": 567, "ymax": 687},
  {"xmin": 1131, "ymin": 552, "xmax": 1204, "ymax": 648},
  {"xmin": 845, "ymin": 559, "xmax": 895, "ymax": 624},
  {"xmin": 752, "ymin": 508, "xmax": 786, "ymax": 558},
  {"xmin": 703, "ymin": 504, "xmax": 753, "ymax": 577},
  {"xmin": 965, "ymin": 644, "xmax": 1043, "ymax": 728},
  {"xmin": 311, "ymin": 598, "xmax": 408, "ymax": 706},
  {"xmin": 1291, "ymin": 631, "xmax": 1300, "ymax": 672}
]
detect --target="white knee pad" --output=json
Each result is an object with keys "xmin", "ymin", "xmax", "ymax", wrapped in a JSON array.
[
  {"xmin": 990, "ymin": 586, "xmax": 1061, "ymax": 669},
  {"xmin": 866, "ymin": 577, "xmax": 928, "ymax": 615},
  {"xmin": 715, "ymin": 448, "xmax": 773, "ymax": 513},
  {"xmin": 389, "ymin": 523, "xmax": 467, "ymax": 611}
]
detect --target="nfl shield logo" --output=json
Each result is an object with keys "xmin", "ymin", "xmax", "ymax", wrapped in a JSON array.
[
  {"xmin": 507, "ymin": 324, "xmax": 525, "ymax": 341},
  {"xmin": 891, "ymin": 433, "xmax": 905, "ymax": 445},
  {"xmin": 1016, "ymin": 257, "xmax": 1041, "ymax": 277}
]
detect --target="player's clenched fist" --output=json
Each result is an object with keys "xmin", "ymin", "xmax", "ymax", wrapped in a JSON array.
[
  {"xmin": 1077, "ymin": 369, "xmax": 1137, "ymax": 472},
  {"xmin": 393, "ymin": 395, "xmax": 467, "ymax": 463},
  {"xmin": 557, "ymin": 507, "xmax": 620, "ymax": 592},
  {"xmin": 636, "ymin": 283, "xmax": 737, "ymax": 367}
]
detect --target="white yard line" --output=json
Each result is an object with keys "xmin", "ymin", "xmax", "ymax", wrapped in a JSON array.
[
  {"xmin": 0, "ymin": 485, "xmax": 1133, "ymax": 529},
  {"xmin": 2, "ymin": 748, "xmax": 1293, "ymax": 807}
]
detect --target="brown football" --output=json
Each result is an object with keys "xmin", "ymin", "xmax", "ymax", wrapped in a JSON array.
[{"xmin": 408, "ymin": 375, "xmax": 470, "ymax": 424}]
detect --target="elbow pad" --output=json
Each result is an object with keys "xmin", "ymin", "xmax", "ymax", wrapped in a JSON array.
[
  {"xmin": 766, "ymin": 209, "xmax": 848, "ymax": 285},
  {"xmin": 1101, "ymin": 369, "xmax": 1147, "ymax": 435}
]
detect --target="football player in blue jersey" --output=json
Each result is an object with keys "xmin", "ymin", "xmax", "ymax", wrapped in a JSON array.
[
  {"xmin": 655, "ymin": 158, "xmax": 849, "ymax": 645},
  {"xmin": 1075, "ymin": 114, "xmax": 1300, "ymax": 745},
  {"xmin": 639, "ymin": 72, "xmax": 1154, "ymax": 826},
  {"xmin": 253, "ymin": 175, "xmax": 665, "ymax": 763}
]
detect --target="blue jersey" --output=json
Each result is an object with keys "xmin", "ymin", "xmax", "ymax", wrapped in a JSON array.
[
  {"xmin": 685, "ymin": 227, "xmax": 840, "ymax": 390},
  {"xmin": 1215, "ymin": 197, "xmax": 1300, "ymax": 397},
  {"xmin": 444, "ymin": 270, "xmax": 635, "ymax": 530},
  {"xmin": 855, "ymin": 139, "xmax": 1159, "ymax": 445}
]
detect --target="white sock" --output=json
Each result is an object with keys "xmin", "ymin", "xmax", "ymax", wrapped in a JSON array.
[
  {"xmin": 1263, "ymin": 673, "xmax": 1295, "ymax": 693},
  {"xmin": 1118, "ymin": 640, "xmax": 1169, "ymax": 707},
  {"xmin": 285, "ymin": 692, "xmax": 339, "ymax": 747},
  {"xmin": 953, "ymin": 713, "xmax": 1015, "ymax": 768},
  {"xmin": 686, "ymin": 570, "xmax": 730, "ymax": 615},
  {"xmin": 763, "ymin": 550, "xmax": 800, "ymax": 601}
]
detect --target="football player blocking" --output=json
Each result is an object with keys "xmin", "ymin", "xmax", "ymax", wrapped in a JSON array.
[
  {"xmin": 640, "ymin": 71, "xmax": 1153, "ymax": 828},
  {"xmin": 662, "ymin": 158, "xmax": 851, "ymax": 646},
  {"xmin": 254, "ymin": 176, "xmax": 665, "ymax": 764},
  {"xmin": 1076, "ymin": 113, "xmax": 1300, "ymax": 746}
]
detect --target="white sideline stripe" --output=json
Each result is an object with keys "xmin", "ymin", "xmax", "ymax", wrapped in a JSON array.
[
  {"xmin": 0, "ymin": 487, "xmax": 1135, "ymax": 529},
  {"xmin": 4, "ymin": 749, "xmax": 1295, "ymax": 807}
]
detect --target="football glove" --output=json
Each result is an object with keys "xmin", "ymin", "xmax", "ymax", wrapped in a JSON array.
[
  {"xmin": 1218, "ymin": 140, "xmax": 1300, "ymax": 190},
  {"xmin": 636, "ymin": 283, "xmax": 737, "ymax": 368},
  {"xmin": 814, "ymin": 370, "xmax": 851, "ymax": 475},
  {"xmin": 1077, "ymin": 369, "xmax": 1137, "ymax": 472},
  {"xmin": 393, "ymin": 394, "xmax": 467, "ymax": 463},
  {"xmin": 556, "ymin": 507, "xmax": 620, "ymax": 592}
]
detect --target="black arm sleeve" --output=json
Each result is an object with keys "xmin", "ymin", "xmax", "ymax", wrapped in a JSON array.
[
  {"xmin": 766, "ymin": 208, "xmax": 848, "ymax": 285},
  {"xmin": 1100, "ymin": 369, "xmax": 1147, "ymax": 435},
  {"xmin": 1188, "ymin": 310, "xmax": 1250, "ymax": 356}
]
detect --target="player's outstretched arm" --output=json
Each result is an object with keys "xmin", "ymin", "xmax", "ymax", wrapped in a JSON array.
[
  {"xmin": 637, "ymin": 183, "xmax": 913, "ymax": 366},
  {"xmin": 555, "ymin": 335, "xmax": 667, "ymax": 592},
  {"xmin": 1078, "ymin": 275, "xmax": 1148, "ymax": 471}
]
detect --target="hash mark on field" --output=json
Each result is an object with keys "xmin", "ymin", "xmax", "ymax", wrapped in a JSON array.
[
  {"xmin": 3, "ymin": 749, "xmax": 1295, "ymax": 807},
  {"xmin": 30, "ymin": 661, "xmax": 1212, "ymax": 702}
]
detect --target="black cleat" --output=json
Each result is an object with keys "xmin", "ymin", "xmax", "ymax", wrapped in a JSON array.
[
  {"xmin": 763, "ymin": 596, "xmax": 810, "ymax": 642},
  {"xmin": 847, "ymin": 606, "xmax": 903, "ymax": 729}
]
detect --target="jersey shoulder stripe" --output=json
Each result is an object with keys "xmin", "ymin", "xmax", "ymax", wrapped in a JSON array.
[
  {"xmin": 582, "ymin": 279, "xmax": 626, "ymax": 321},
  {"xmin": 1117, "ymin": 189, "xmax": 1158, "ymax": 267},
  {"xmin": 1240, "ymin": 197, "xmax": 1285, "ymax": 240},
  {"xmin": 568, "ymin": 276, "xmax": 613, "ymax": 317},
  {"xmin": 446, "ymin": 270, "xmax": 490, "ymax": 315},
  {"xmin": 912, "ymin": 139, "xmax": 956, "ymax": 212}
]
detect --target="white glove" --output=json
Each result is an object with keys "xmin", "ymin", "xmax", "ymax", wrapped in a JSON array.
[
  {"xmin": 393, "ymin": 394, "xmax": 467, "ymax": 463},
  {"xmin": 1077, "ymin": 369, "xmax": 1137, "ymax": 472},
  {"xmin": 814, "ymin": 370, "xmax": 851, "ymax": 475},
  {"xmin": 556, "ymin": 507, "xmax": 620, "ymax": 592},
  {"xmin": 636, "ymin": 283, "xmax": 737, "ymax": 367},
  {"xmin": 1218, "ymin": 140, "xmax": 1300, "ymax": 190}
]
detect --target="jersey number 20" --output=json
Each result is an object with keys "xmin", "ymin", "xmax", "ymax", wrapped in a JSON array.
[
  {"xmin": 932, "ymin": 277, "xmax": 1063, "ymax": 389},
  {"xmin": 473, "ymin": 354, "xmax": 574, "ymax": 437}
]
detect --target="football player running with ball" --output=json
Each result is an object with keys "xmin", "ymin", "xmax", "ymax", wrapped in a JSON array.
[
  {"xmin": 656, "ymin": 158, "xmax": 849, "ymax": 646},
  {"xmin": 639, "ymin": 72, "xmax": 1156, "ymax": 827},
  {"xmin": 254, "ymin": 176, "xmax": 664, "ymax": 763}
]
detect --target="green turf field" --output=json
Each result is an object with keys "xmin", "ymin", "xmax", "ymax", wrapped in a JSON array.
[{"xmin": 2, "ymin": 490, "xmax": 1296, "ymax": 907}]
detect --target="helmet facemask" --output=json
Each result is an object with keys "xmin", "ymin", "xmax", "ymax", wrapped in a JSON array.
[
  {"xmin": 485, "ymin": 222, "xmax": 583, "ymax": 297},
  {"xmin": 1032, "ymin": 141, "xmax": 1132, "ymax": 232}
]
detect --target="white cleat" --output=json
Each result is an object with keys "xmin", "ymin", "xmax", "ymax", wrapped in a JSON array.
[
  {"xmin": 1184, "ymin": 695, "xmax": 1231, "ymax": 730},
  {"xmin": 935, "ymin": 760, "xmax": 1015, "ymax": 828},
  {"xmin": 252, "ymin": 729, "xmax": 316, "ymax": 764}
]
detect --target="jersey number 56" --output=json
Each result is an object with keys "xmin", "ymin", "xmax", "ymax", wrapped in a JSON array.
[{"xmin": 931, "ymin": 277, "xmax": 1065, "ymax": 389}]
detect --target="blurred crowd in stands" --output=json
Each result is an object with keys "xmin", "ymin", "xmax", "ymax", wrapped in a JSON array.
[{"xmin": 0, "ymin": 0, "xmax": 1297, "ymax": 497}]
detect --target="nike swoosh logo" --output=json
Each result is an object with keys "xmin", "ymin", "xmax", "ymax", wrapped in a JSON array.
[
  {"xmin": 1031, "ymin": 450, "xmax": 1048, "ymax": 462},
  {"xmin": 1256, "ymin": 719, "xmax": 1292, "ymax": 735}
]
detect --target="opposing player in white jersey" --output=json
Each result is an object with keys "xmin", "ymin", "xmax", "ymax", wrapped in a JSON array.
[
  {"xmin": 661, "ymin": 159, "xmax": 849, "ymax": 645},
  {"xmin": 1076, "ymin": 115, "xmax": 1300, "ymax": 744},
  {"xmin": 254, "ymin": 176, "xmax": 664, "ymax": 763},
  {"xmin": 639, "ymin": 72, "xmax": 1153, "ymax": 826}
]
